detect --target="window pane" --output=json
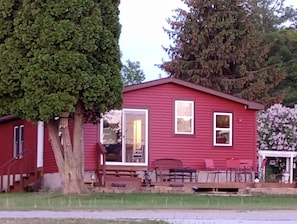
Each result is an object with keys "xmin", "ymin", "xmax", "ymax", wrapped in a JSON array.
[
  {"xmin": 216, "ymin": 115, "xmax": 230, "ymax": 128},
  {"xmin": 216, "ymin": 130, "xmax": 230, "ymax": 144},
  {"xmin": 177, "ymin": 101, "xmax": 192, "ymax": 116},
  {"xmin": 177, "ymin": 118, "xmax": 192, "ymax": 133},
  {"xmin": 14, "ymin": 126, "xmax": 19, "ymax": 142},
  {"xmin": 103, "ymin": 110, "xmax": 122, "ymax": 162},
  {"xmin": 124, "ymin": 110, "xmax": 146, "ymax": 163}
]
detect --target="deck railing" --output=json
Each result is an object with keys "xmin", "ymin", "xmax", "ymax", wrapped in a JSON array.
[{"xmin": 0, "ymin": 149, "xmax": 37, "ymax": 192}]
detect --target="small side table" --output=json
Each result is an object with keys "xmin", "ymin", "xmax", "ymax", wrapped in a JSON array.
[{"xmin": 169, "ymin": 168, "xmax": 198, "ymax": 182}]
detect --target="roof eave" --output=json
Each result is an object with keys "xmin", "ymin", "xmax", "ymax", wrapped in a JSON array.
[
  {"xmin": 0, "ymin": 115, "xmax": 18, "ymax": 123},
  {"xmin": 124, "ymin": 77, "xmax": 265, "ymax": 111}
]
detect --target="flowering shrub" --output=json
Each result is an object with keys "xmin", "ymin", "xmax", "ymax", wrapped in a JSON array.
[{"xmin": 257, "ymin": 104, "xmax": 297, "ymax": 151}]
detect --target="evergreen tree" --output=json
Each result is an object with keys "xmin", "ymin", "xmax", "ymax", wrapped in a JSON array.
[
  {"xmin": 0, "ymin": 0, "xmax": 122, "ymax": 194},
  {"xmin": 161, "ymin": 0, "xmax": 285, "ymax": 107}
]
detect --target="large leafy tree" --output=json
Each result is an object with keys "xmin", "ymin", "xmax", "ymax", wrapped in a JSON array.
[
  {"xmin": 252, "ymin": 0, "xmax": 297, "ymax": 32},
  {"xmin": 161, "ymin": 0, "xmax": 285, "ymax": 107},
  {"xmin": 0, "ymin": 0, "xmax": 122, "ymax": 194},
  {"xmin": 121, "ymin": 59, "xmax": 145, "ymax": 86},
  {"xmin": 267, "ymin": 29, "xmax": 297, "ymax": 107},
  {"xmin": 283, "ymin": 30, "xmax": 297, "ymax": 106},
  {"xmin": 253, "ymin": 0, "xmax": 297, "ymax": 107}
]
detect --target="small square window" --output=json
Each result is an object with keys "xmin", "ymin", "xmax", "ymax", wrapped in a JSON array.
[{"xmin": 175, "ymin": 100, "xmax": 194, "ymax": 134}]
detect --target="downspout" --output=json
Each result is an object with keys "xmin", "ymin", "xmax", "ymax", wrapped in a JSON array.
[{"xmin": 37, "ymin": 121, "xmax": 44, "ymax": 168}]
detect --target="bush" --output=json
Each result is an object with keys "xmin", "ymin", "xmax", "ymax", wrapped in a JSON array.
[{"xmin": 257, "ymin": 104, "xmax": 297, "ymax": 151}]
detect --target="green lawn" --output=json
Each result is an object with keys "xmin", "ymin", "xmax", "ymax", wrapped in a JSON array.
[
  {"xmin": 0, "ymin": 192, "xmax": 297, "ymax": 211},
  {"xmin": 0, "ymin": 219, "xmax": 166, "ymax": 224}
]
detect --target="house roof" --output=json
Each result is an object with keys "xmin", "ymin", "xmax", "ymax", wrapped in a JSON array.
[
  {"xmin": 0, "ymin": 115, "xmax": 18, "ymax": 123},
  {"xmin": 124, "ymin": 77, "xmax": 264, "ymax": 110}
]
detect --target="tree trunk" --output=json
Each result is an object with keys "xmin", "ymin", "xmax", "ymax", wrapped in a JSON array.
[{"xmin": 47, "ymin": 101, "xmax": 89, "ymax": 195}]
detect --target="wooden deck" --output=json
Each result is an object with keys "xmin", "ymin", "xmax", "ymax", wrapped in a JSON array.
[
  {"xmin": 91, "ymin": 175, "xmax": 297, "ymax": 194},
  {"xmin": 93, "ymin": 149, "xmax": 297, "ymax": 194},
  {"xmin": 152, "ymin": 181, "xmax": 297, "ymax": 193}
]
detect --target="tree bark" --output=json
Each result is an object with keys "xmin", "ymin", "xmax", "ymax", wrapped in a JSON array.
[{"xmin": 47, "ymin": 101, "xmax": 89, "ymax": 195}]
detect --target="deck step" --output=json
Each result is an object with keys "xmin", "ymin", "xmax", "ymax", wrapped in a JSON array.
[{"xmin": 105, "ymin": 176, "xmax": 142, "ymax": 188}]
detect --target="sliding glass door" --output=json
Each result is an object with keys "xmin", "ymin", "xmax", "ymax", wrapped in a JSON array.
[{"xmin": 102, "ymin": 109, "xmax": 148, "ymax": 165}]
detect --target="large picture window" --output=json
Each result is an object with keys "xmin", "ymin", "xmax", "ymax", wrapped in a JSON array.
[
  {"xmin": 214, "ymin": 112, "xmax": 232, "ymax": 146},
  {"xmin": 13, "ymin": 125, "xmax": 24, "ymax": 158},
  {"xmin": 175, "ymin": 100, "xmax": 194, "ymax": 134}
]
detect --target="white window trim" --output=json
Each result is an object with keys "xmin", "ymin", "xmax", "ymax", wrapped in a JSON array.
[
  {"xmin": 175, "ymin": 100, "xmax": 194, "ymax": 135},
  {"xmin": 13, "ymin": 124, "xmax": 24, "ymax": 158},
  {"xmin": 213, "ymin": 112, "xmax": 232, "ymax": 146}
]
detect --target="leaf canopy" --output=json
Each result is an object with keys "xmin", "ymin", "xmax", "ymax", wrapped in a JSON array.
[
  {"xmin": 121, "ymin": 60, "xmax": 145, "ymax": 86},
  {"xmin": 0, "ymin": 0, "xmax": 122, "ymax": 122}
]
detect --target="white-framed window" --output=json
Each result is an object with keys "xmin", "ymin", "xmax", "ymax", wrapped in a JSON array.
[
  {"xmin": 213, "ymin": 112, "xmax": 232, "ymax": 146},
  {"xmin": 13, "ymin": 125, "xmax": 24, "ymax": 158},
  {"xmin": 175, "ymin": 100, "xmax": 194, "ymax": 134}
]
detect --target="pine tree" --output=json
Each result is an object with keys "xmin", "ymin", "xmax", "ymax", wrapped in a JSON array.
[{"xmin": 161, "ymin": 0, "xmax": 285, "ymax": 107}]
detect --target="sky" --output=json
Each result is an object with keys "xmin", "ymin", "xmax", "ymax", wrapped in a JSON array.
[{"xmin": 119, "ymin": 0, "xmax": 297, "ymax": 82}]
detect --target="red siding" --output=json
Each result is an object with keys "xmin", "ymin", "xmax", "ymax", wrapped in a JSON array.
[
  {"xmin": 84, "ymin": 123, "xmax": 99, "ymax": 171},
  {"xmin": 23, "ymin": 120, "xmax": 38, "ymax": 159},
  {"xmin": 43, "ymin": 127, "xmax": 58, "ymax": 173},
  {"xmin": 0, "ymin": 121, "xmax": 14, "ymax": 166},
  {"xmin": 123, "ymin": 83, "xmax": 258, "ymax": 170},
  {"xmin": 0, "ymin": 119, "xmax": 37, "ymax": 170}
]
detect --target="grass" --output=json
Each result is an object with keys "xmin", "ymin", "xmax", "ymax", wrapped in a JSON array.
[
  {"xmin": 1, "ymin": 192, "xmax": 296, "ymax": 224},
  {"xmin": 0, "ymin": 192, "xmax": 297, "ymax": 211},
  {"xmin": 0, "ymin": 219, "xmax": 166, "ymax": 224}
]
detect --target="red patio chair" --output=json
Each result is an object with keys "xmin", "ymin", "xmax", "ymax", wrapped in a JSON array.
[
  {"xmin": 226, "ymin": 158, "xmax": 241, "ymax": 182},
  {"xmin": 238, "ymin": 159, "xmax": 254, "ymax": 182},
  {"xmin": 203, "ymin": 159, "xmax": 224, "ymax": 182}
]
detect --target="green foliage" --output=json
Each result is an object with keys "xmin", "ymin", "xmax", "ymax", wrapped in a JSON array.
[
  {"xmin": 0, "ymin": 0, "xmax": 122, "ymax": 122},
  {"xmin": 252, "ymin": 0, "xmax": 297, "ymax": 107},
  {"xmin": 252, "ymin": 0, "xmax": 297, "ymax": 32},
  {"xmin": 279, "ymin": 29, "xmax": 297, "ymax": 107},
  {"xmin": 161, "ymin": 0, "xmax": 286, "ymax": 107},
  {"xmin": 268, "ymin": 29, "xmax": 297, "ymax": 107},
  {"xmin": 121, "ymin": 59, "xmax": 145, "ymax": 86}
]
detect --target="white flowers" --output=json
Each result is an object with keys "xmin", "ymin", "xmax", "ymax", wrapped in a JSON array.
[{"xmin": 257, "ymin": 104, "xmax": 297, "ymax": 151}]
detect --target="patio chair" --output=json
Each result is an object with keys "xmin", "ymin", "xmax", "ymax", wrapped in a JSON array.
[
  {"xmin": 203, "ymin": 159, "xmax": 224, "ymax": 182},
  {"xmin": 226, "ymin": 158, "xmax": 241, "ymax": 182},
  {"xmin": 238, "ymin": 159, "xmax": 255, "ymax": 182}
]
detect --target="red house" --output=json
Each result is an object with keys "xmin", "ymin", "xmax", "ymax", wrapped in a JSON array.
[{"xmin": 0, "ymin": 78, "xmax": 264, "ymax": 191}]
